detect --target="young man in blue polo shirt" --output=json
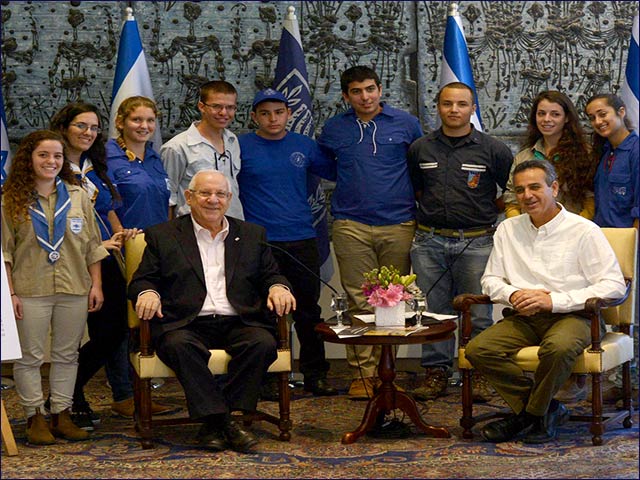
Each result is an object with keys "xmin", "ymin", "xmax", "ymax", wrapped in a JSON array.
[
  {"xmin": 317, "ymin": 66, "xmax": 423, "ymax": 399},
  {"xmin": 237, "ymin": 89, "xmax": 337, "ymax": 397}
]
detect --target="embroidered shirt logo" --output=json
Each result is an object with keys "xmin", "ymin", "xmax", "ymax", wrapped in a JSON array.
[{"xmin": 69, "ymin": 217, "xmax": 84, "ymax": 234}]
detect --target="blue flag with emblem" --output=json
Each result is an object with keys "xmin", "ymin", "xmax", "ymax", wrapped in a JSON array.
[
  {"xmin": 273, "ymin": 5, "xmax": 334, "ymax": 283},
  {"xmin": 1, "ymin": 89, "xmax": 11, "ymax": 186},
  {"xmin": 109, "ymin": 6, "xmax": 162, "ymax": 149},
  {"xmin": 620, "ymin": 13, "xmax": 639, "ymax": 131},
  {"xmin": 440, "ymin": 2, "xmax": 483, "ymax": 131}
]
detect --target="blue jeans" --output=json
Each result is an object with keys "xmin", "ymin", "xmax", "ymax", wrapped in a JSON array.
[
  {"xmin": 104, "ymin": 334, "xmax": 134, "ymax": 402},
  {"xmin": 410, "ymin": 230, "xmax": 494, "ymax": 375}
]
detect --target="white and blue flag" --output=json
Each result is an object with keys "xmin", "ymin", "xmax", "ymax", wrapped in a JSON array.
[
  {"xmin": 440, "ymin": 2, "xmax": 483, "ymax": 131},
  {"xmin": 274, "ymin": 6, "xmax": 334, "ymax": 283},
  {"xmin": 620, "ymin": 13, "xmax": 639, "ymax": 131},
  {"xmin": 1, "ymin": 89, "xmax": 11, "ymax": 186},
  {"xmin": 109, "ymin": 7, "xmax": 162, "ymax": 149}
]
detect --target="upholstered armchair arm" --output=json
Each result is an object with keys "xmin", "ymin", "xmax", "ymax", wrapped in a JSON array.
[
  {"xmin": 584, "ymin": 278, "xmax": 632, "ymax": 353},
  {"xmin": 452, "ymin": 294, "xmax": 493, "ymax": 347}
]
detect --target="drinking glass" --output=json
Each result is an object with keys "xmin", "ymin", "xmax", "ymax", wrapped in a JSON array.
[
  {"xmin": 331, "ymin": 292, "xmax": 348, "ymax": 328},
  {"xmin": 410, "ymin": 292, "xmax": 427, "ymax": 327}
]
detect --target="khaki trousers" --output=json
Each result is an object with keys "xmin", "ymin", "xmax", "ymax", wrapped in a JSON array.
[
  {"xmin": 332, "ymin": 219, "xmax": 415, "ymax": 378},
  {"xmin": 465, "ymin": 311, "xmax": 593, "ymax": 416}
]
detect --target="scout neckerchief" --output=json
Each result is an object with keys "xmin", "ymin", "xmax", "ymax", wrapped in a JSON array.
[
  {"xmin": 70, "ymin": 154, "xmax": 99, "ymax": 203},
  {"xmin": 28, "ymin": 177, "xmax": 71, "ymax": 264}
]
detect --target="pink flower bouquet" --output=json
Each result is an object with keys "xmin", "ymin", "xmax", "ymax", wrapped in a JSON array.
[{"xmin": 361, "ymin": 266, "xmax": 416, "ymax": 307}]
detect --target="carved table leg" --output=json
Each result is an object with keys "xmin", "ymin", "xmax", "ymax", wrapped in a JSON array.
[{"xmin": 341, "ymin": 344, "xmax": 450, "ymax": 444}]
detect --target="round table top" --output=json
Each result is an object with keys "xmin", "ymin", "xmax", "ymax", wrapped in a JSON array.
[{"xmin": 315, "ymin": 317, "xmax": 457, "ymax": 346}]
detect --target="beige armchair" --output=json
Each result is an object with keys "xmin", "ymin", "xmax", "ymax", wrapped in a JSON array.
[
  {"xmin": 454, "ymin": 227, "xmax": 637, "ymax": 446},
  {"xmin": 125, "ymin": 234, "xmax": 292, "ymax": 449}
]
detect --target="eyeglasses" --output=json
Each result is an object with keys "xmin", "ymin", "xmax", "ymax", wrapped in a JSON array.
[
  {"xmin": 200, "ymin": 101, "xmax": 237, "ymax": 113},
  {"xmin": 189, "ymin": 189, "xmax": 230, "ymax": 200},
  {"xmin": 70, "ymin": 122, "xmax": 101, "ymax": 133}
]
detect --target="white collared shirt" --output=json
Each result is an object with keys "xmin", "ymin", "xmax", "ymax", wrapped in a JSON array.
[
  {"xmin": 191, "ymin": 215, "xmax": 238, "ymax": 316},
  {"xmin": 161, "ymin": 122, "xmax": 244, "ymax": 220},
  {"xmin": 481, "ymin": 206, "xmax": 626, "ymax": 313}
]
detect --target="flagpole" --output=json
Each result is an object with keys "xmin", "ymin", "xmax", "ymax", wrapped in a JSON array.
[
  {"xmin": 109, "ymin": 6, "xmax": 162, "ymax": 149},
  {"xmin": 619, "ymin": 13, "xmax": 639, "ymax": 131},
  {"xmin": 440, "ymin": 2, "xmax": 483, "ymax": 131}
]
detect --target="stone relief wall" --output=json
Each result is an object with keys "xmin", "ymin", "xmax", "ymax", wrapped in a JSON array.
[{"xmin": 2, "ymin": 0, "xmax": 637, "ymax": 152}]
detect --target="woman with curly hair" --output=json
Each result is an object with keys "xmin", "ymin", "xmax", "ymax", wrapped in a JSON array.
[
  {"xmin": 1, "ymin": 130, "xmax": 108, "ymax": 445},
  {"xmin": 504, "ymin": 91, "xmax": 595, "ymax": 218}
]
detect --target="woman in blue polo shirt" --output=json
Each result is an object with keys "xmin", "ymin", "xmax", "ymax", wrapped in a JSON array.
[
  {"xmin": 585, "ymin": 92, "xmax": 639, "ymax": 406},
  {"xmin": 585, "ymin": 93, "xmax": 639, "ymax": 229},
  {"xmin": 106, "ymin": 96, "xmax": 171, "ymax": 230},
  {"xmin": 104, "ymin": 96, "xmax": 173, "ymax": 419}
]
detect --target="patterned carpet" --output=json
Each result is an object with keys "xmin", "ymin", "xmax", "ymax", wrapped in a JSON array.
[{"xmin": 2, "ymin": 362, "xmax": 638, "ymax": 479}]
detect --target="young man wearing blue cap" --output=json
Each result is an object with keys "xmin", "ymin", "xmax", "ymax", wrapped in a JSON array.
[
  {"xmin": 161, "ymin": 80, "xmax": 244, "ymax": 220},
  {"xmin": 237, "ymin": 89, "xmax": 338, "ymax": 397}
]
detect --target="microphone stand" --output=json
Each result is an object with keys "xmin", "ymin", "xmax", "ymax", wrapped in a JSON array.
[{"xmin": 260, "ymin": 240, "xmax": 340, "ymax": 387}]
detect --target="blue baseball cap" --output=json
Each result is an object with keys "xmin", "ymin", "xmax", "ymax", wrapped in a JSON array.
[{"xmin": 252, "ymin": 88, "xmax": 288, "ymax": 110}]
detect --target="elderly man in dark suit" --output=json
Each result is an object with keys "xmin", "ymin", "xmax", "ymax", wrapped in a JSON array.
[{"xmin": 128, "ymin": 170, "xmax": 296, "ymax": 453}]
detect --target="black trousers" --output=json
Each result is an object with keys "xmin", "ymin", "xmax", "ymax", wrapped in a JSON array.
[
  {"xmin": 154, "ymin": 315, "xmax": 277, "ymax": 420},
  {"xmin": 73, "ymin": 257, "xmax": 128, "ymax": 405},
  {"xmin": 271, "ymin": 238, "xmax": 330, "ymax": 381}
]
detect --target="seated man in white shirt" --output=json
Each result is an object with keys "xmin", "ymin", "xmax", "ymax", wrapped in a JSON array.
[{"xmin": 465, "ymin": 159, "xmax": 627, "ymax": 444}]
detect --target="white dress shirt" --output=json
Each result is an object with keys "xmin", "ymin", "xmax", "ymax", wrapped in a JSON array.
[
  {"xmin": 481, "ymin": 206, "xmax": 627, "ymax": 313},
  {"xmin": 192, "ymin": 216, "xmax": 238, "ymax": 316}
]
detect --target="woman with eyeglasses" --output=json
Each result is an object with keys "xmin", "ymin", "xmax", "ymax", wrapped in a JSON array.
[
  {"xmin": 48, "ymin": 102, "xmax": 142, "ymax": 430},
  {"xmin": 585, "ymin": 93, "xmax": 639, "ymax": 229},
  {"xmin": 106, "ymin": 96, "xmax": 171, "ymax": 230},
  {"xmin": 2, "ymin": 130, "xmax": 108, "ymax": 445}
]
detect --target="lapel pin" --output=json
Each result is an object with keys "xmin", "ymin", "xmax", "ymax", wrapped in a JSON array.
[{"xmin": 235, "ymin": 237, "xmax": 240, "ymax": 241}]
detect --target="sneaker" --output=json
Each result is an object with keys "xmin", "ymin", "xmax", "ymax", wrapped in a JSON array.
[
  {"xmin": 348, "ymin": 377, "xmax": 377, "ymax": 400},
  {"xmin": 50, "ymin": 408, "xmax": 90, "ymax": 441},
  {"xmin": 472, "ymin": 371, "xmax": 495, "ymax": 403},
  {"xmin": 70, "ymin": 410, "xmax": 95, "ymax": 432},
  {"xmin": 554, "ymin": 374, "xmax": 587, "ymax": 403},
  {"xmin": 412, "ymin": 368, "xmax": 448, "ymax": 400},
  {"xmin": 26, "ymin": 409, "xmax": 55, "ymax": 446},
  {"xmin": 73, "ymin": 402, "xmax": 100, "ymax": 424}
]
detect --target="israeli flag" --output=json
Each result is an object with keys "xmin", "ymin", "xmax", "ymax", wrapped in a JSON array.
[
  {"xmin": 273, "ymin": 6, "xmax": 334, "ymax": 283},
  {"xmin": 1, "ymin": 89, "xmax": 11, "ymax": 186},
  {"xmin": 440, "ymin": 2, "xmax": 483, "ymax": 131},
  {"xmin": 620, "ymin": 13, "xmax": 639, "ymax": 131},
  {"xmin": 109, "ymin": 7, "xmax": 162, "ymax": 149}
]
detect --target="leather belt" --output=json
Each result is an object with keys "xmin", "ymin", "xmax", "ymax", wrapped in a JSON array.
[{"xmin": 417, "ymin": 224, "xmax": 495, "ymax": 239}]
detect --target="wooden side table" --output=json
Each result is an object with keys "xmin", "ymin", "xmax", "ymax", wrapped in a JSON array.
[{"xmin": 316, "ymin": 318, "xmax": 457, "ymax": 444}]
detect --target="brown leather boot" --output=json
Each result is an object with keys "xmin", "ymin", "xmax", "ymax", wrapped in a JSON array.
[
  {"xmin": 50, "ymin": 408, "xmax": 90, "ymax": 441},
  {"xmin": 26, "ymin": 409, "xmax": 55, "ymax": 445}
]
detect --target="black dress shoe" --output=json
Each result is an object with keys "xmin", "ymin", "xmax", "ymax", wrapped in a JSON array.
[
  {"xmin": 481, "ymin": 411, "xmax": 536, "ymax": 443},
  {"xmin": 304, "ymin": 378, "xmax": 338, "ymax": 396},
  {"xmin": 523, "ymin": 400, "xmax": 569, "ymax": 444},
  {"xmin": 196, "ymin": 423, "xmax": 227, "ymax": 451},
  {"xmin": 224, "ymin": 420, "xmax": 258, "ymax": 453}
]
